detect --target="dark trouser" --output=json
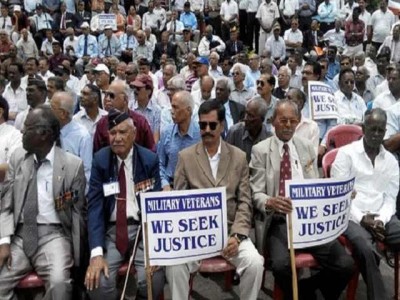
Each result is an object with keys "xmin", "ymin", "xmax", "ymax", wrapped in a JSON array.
[
  {"xmin": 372, "ymin": 42, "xmax": 383, "ymax": 52},
  {"xmin": 319, "ymin": 22, "xmax": 335, "ymax": 34},
  {"xmin": 246, "ymin": 12, "xmax": 259, "ymax": 52},
  {"xmin": 299, "ymin": 15, "xmax": 312, "ymax": 32},
  {"xmin": 208, "ymin": 14, "xmax": 222, "ymax": 37},
  {"xmin": 34, "ymin": 29, "xmax": 46, "ymax": 50},
  {"xmin": 239, "ymin": 9, "xmax": 247, "ymax": 42},
  {"xmin": 344, "ymin": 217, "xmax": 400, "ymax": 300},
  {"xmin": 267, "ymin": 216, "xmax": 354, "ymax": 300}
]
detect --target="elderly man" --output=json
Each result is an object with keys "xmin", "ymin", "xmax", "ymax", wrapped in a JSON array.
[
  {"xmin": 198, "ymin": 25, "xmax": 226, "ymax": 56},
  {"xmin": 75, "ymin": 22, "xmax": 98, "ymax": 77},
  {"xmin": 50, "ymin": 92, "xmax": 93, "ymax": 183},
  {"xmin": 131, "ymin": 74, "xmax": 161, "ymax": 143},
  {"xmin": 226, "ymin": 97, "xmax": 272, "ymax": 162},
  {"xmin": 0, "ymin": 105, "xmax": 86, "ymax": 300},
  {"xmin": 230, "ymin": 63, "xmax": 256, "ymax": 106},
  {"xmin": 166, "ymin": 99, "xmax": 264, "ymax": 300},
  {"xmin": 160, "ymin": 75, "xmax": 187, "ymax": 128},
  {"xmin": 158, "ymin": 91, "xmax": 201, "ymax": 191},
  {"xmin": 249, "ymin": 100, "xmax": 354, "ymax": 298},
  {"xmin": 191, "ymin": 75, "xmax": 215, "ymax": 106},
  {"xmin": 98, "ymin": 25, "xmax": 122, "ymax": 59},
  {"xmin": 93, "ymin": 80, "xmax": 156, "ymax": 153},
  {"xmin": 273, "ymin": 66, "xmax": 291, "ymax": 99},
  {"xmin": 3, "ymin": 63, "xmax": 27, "ymax": 122},
  {"xmin": 354, "ymin": 66, "xmax": 374, "ymax": 105},
  {"xmin": 256, "ymin": 73, "xmax": 277, "ymax": 131},
  {"xmin": 85, "ymin": 109, "xmax": 165, "ymax": 300},
  {"xmin": 379, "ymin": 23, "xmax": 400, "ymax": 63},
  {"xmin": 132, "ymin": 30, "xmax": 153, "ymax": 62},
  {"xmin": 208, "ymin": 52, "xmax": 223, "ymax": 80},
  {"xmin": 332, "ymin": 108, "xmax": 400, "ymax": 300}
]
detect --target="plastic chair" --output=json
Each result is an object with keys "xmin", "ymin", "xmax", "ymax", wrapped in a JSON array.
[
  {"xmin": 322, "ymin": 148, "xmax": 339, "ymax": 178},
  {"xmin": 189, "ymin": 256, "xmax": 236, "ymax": 295},
  {"xmin": 326, "ymin": 124, "xmax": 363, "ymax": 152}
]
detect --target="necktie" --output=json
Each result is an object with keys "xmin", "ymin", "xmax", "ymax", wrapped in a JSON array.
[
  {"xmin": 2, "ymin": 17, "xmax": 5, "ymax": 29},
  {"xmin": 107, "ymin": 39, "xmax": 111, "ymax": 56},
  {"xmin": 279, "ymin": 144, "xmax": 292, "ymax": 197},
  {"xmin": 234, "ymin": 41, "xmax": 237, "ymax": 53},
  {"xmin": 83, "ymin": 35, "xmax": 88, "ymax": 56},
  {"xmin": 21, "ymin": 159, "xmax": 43, "ymax": 258},
  {"xmin": 116, "ymin": 161, "xmax": 129, "ymax": 255},
  {"xmin": 187, "ymin": 42, "xmax": 190, "ymax": 53},
  {"xmin": 314, "ymin": 31, "xmax": 318, "ymax": 45},
  {"xmin": 61, "ymin": 13, "xmax": 66, "ymax": 29}
]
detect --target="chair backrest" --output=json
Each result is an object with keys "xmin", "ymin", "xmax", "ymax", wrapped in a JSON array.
[
  {"xmin": 322, "ymin": 148, "xmax": 339, "ymax": 178},
  {"xmin": 326, "ymin": 124, "xmax": 363, "ymax": 151}
]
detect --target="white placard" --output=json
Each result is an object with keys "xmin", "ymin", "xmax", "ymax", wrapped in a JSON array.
[{"xmin": 308, "ymin": 80, "xmax": 339, "ymax": 120}]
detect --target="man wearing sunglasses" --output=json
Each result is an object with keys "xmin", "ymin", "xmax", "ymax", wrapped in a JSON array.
[
  {"xmin": 166, "ymin": 99, "xmax": 264, "ymax": 300},
  {"xmin": 250, "ymin": 100, "xmax": 354, "ymax": 299}
]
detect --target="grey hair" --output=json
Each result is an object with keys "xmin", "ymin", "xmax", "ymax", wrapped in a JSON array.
[
  {"xmin": 248, "ymin": 96, "xmax": 268, "ymax": 120},
  {"xmin": 217, "ymin": 77, "xmax": 231, "ymax": 93},
  {"xmin": 168, "ymin": 75, "xmax": 186, "ymax": 90},
  {"xmin": 279, "ymin": 65, "xmax": 292, "ymax": 77},
  {"xmin": 272, "ymin": 99, "xmax": 300, "ymax": 120},
  {"xmin": 232, "ymin": 63, "xmax": 248, "ymax": 76},
  {"xmin": 210, "ymin": 52, "xmax": 220, "ymax": 60},
  {"xmin": 175, "ymin": 90, "xmax": 195, "ymax": 111},
  {"xmin": 164, "ymin": 63, "xmax": 177, "ymax": 75},
  {"xmin": 55, "ymin": 91, "xmax": 75, "ymax": 118}
]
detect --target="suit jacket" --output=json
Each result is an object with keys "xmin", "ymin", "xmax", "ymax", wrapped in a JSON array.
[
  {"xmin": 302, "ymin": 29, "xmax": 324, "ymax": 52},
  {"xmin": 224, "ymin": 40, "xmax": 244, "ymax": 58},
  {"xmin": 272, "ymin": 87, "xmax": 287, "ymax": 100},
  {"xmin": 174, "ymin": 140, "xmax": 252, "ymax": 236},
  {"xmin": 153, "ymin": 42, "xmax": 177, "ymax": 68},
  {"xmin": 177, "ymin": 40, "xmax": 198, "ymax": 58},
  {"xmin": 0, "ymin": 147, "xmax": 87, "ymax": 266},
  {"xmin": 249, "ymin": 136, "xmax": 318, "ymax": 250},
  {"xmin": 87, "ymin": 144, "xmax": 161, "ymax": 251},
  {"xmin": 75, "ymin": 10, "xmax": 91, "ymax": 28},
  {"xmin": 53, "ymin": 12, "xmax": 78, "ymax": 30},
  {"xmin": 229, "ymin": 100, "xmax": 245, "ymax": 124}
]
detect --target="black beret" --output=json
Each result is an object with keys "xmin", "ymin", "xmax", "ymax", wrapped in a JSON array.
[{"xmin": 108, "ymin": 108, "xmax": 130, "ymax": 130}]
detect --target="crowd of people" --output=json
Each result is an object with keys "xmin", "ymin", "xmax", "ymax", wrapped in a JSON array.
[{"xmin": 0, "ymin": 0, "xmax": 400, "ymax": 299}]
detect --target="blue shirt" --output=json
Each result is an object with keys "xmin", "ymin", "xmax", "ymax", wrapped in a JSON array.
[
  {"xmin": 180, "ymin": 12, "xmax": 198, "ymax": 30},
  {"xmin": 76, "ymin": 34, "xmax": 99, "ymax": 59},
  {"xmin": 98, "ymin": 35, "xmax": 122, "ymax": 58},
  {"xmin": 120, "ymin": 33, "xmax": 138, "ymax": 51},
  {"xmin": 327, "ymin": 60, "xmax": 340, "ymax": 80},
  {"xmin": 133, "ymin": 100, "xmax": 161, "ymax": 134},
  {"xmin": 60, "ymin": 120, "xmax": 93, "ymax": 184},
  {"xmin": 157, "ymin": 121, "xmax": 201, "ymax": 187}
]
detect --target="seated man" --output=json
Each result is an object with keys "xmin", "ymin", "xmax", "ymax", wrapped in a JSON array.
[
  {"xmin": 85, "ymin": 109, "xmax": 165, "ymax": 300},
  {"xmin": 332, "ymin": 108, "xmax": 400, "ymax": 300},
  {"xmin": 166, "ymin": 100, "xmax": 264, "ymax": 300},
  {"xmin": 249, "ymin": 100, "xmax": 354, "ymax": 299},
  {"xmin": 0, "ymin": 105, "xmax": 87, "ymax": 299}
]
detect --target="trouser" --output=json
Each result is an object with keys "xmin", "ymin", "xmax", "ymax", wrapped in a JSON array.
[
  {"xmin": 343, "ymin": 44, "xmax": 363, "ymax": 58},
  {"xmin": 239, "ymin": 9, "xmax": 247, "ymax": 42},
  {"xmin": 166, "ymin": 239, "xmax": 264, "ymax": 300},
  {"xmin": 344, "ymin": 217, "xmax": 400, "ymax": 300},
  {"xmin": 246, "ymin": 12, "xmax": 259, "ymax": 51},
  {"xmin": 87, "ymin": 223, "xmax": 165, "ymax": 300},
  {"xmin": 208, "ymin": 13, "xmax": 221, "ymax": 37},
  {"xmin": 372, "ymin": 41, "xmax": 383, "ymax": 52},
  {"xmin": 299, "ymin": 15, "xmax": 312, "ymax": 32},
  {"xmin": 267, "ymin": 216, "xmax": 354, "ymax": 300},
  {"xmin": 258, "ymin": 30, "xmax": 271, "ymax": 54},
  {"xmin": 0, "ymin": 225, "xmax": 73, "ymax": 300}
]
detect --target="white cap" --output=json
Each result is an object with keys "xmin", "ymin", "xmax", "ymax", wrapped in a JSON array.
[
  {"xmin": 104, "ymin": 25, "xmax": 113, "ymax": 30},
  {"xmin": 13, "ymin": 5, "xmax": 21, "ymax": 12},
  {"xmin": 80, "ymin": 22, "xmax": 90, "ymax": 29},
  {"xmin": 93, "ymin": 64, "xmax": 110, "ymax": 75}
]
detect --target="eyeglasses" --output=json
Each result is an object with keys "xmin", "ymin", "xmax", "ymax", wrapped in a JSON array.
[
  {"xmin": 256, "ymin": 80, "xmax": 265, "ymax": 87},
  {"xmin": 199, "ymin": 121, "xmax": 219, "ymax": 130},
  {"xmin": 301, "ymin": 70, "xmax": 313, "ymax": 75},
  {"xmin": 232, "ymin": 72, "xmax": 241, "ymax": 76},
  {"xmin": 343, "ymin": 80, "xmax": 355, "ymax": 84},
  {"xmin": 105, "ymin": 91, "xmax": 116, "ymax": 99}
]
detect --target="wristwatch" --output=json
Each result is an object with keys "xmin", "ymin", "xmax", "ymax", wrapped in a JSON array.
[{"xmin": 231, "ymin": 233, "xmax": 247, "ymax": 244}]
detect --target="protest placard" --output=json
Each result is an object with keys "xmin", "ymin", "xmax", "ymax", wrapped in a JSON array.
[
  {"xmin": 140, "ymin": 187, "xmax": 228, "ymax": 266},
  {"xmin": 97, "ymin": 14, "xmax": 117, "ymax": 30},
  {"xmin": 285, "ymin": 177, "xmax": 355, "ymax": 249},
  {"xmin": 308, "ymin": 80, "xmax": 339, "ymax": 120}
]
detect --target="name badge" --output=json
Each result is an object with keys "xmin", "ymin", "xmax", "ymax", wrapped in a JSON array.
[{"xmin": 103, "ymin": 182, "xmax": 120, "ymax": 197}]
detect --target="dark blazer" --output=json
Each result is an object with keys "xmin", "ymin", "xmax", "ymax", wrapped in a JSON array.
[
  {"xmin": 229, "ymin": 100, "xmax": 245, "ymax": 124},
  {"xmin": 74, "ymin": 10, "xmax": 92, "ymax": 28},
  {"xmin": 53, "ymin": 12, "xmax": 78, "ymax": 30},
  {"xmin": 87, "ymin": 144, "xmax": 161, "ymax": 251},
  {"xmin": 224, "ymin": 39, "xmax": 244, "ymax": 58},
  {"xmin": 153, "ymin": 41, "xmax": 177, "ymax": 68},
  {"xmin": 272, "ymin": 87, "xmax": 287, "ymax": 99},
  {"xmin": 302, "ymin": 29, "xmax": 324, "ymax": 52}
]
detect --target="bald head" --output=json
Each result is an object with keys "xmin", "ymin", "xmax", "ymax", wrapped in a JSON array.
[
  {"xmin": 50, "ymin": 92, "xmax": 75, "ymax": 126},
  {"xmin": 201, "ymin": 75, "xmax": 215, "ymax": 101}
]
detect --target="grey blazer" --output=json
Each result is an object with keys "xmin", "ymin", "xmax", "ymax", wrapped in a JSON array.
[
  {"xmin": 249, "ymin": 135, "xmax": 319, "ymax": 252},
  {"xmin": 0, "ymin": 147, "xmax": 87, "ymax": 266}
]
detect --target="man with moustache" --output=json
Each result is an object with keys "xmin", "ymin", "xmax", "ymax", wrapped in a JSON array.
[
  {"xmin": 166, "ymin": 99, "xmax": 264, "ymax": 300},
  {"xmin": 85, "ymin": 109, "xmax": 165, "ymax": 300},
  {"xmin": 249, "ymin": 100, "xmax": 354, "ymax": 298},
  {"xmin": 0, "ymin": 105, "xmax": 87, "ymax": 300}
]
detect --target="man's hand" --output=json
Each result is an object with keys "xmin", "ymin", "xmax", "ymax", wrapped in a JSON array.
[
  {"xmin": 0, "ymin": 244, "xmax": 11, "ymax": 270},
  {"xmin": 85, "ymin": 256, "xmax": 109, "ymax": 291},
  {"xmin": 222, "ymin": 237, "xmax": 239, "ymax": 259},
  {"xmin": 318, "ymin": 145, "xmax": 327, "ymax": 157},
  {"xmin": 162, "ymin": 185, "xmax": 172, "ymax": 191},
  {"xmin": 265, "ymin": 196, "xmax": 292, "ymax": 214},
  {"xmin": 361, "ymin": 214, "xmax": 386, "ymax": 241}
]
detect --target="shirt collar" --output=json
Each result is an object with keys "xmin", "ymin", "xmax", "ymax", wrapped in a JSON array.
[
  {"xmin": 34, "ymin": 144, "xmax": 55, "ymax": 167},
  {"xmin": 173, "ymin": 119, "xmax": 198, "ymax": 138},
  {"xmin": 205, "ymin": 138, "xmax": 222, "ymax": 159},
  {"xmin": 117, "ymin": 147, "xmax": 133, "ymax": 165},
  {"xmin": 276, "ymin": 137, "xmax": 295, "ymax": 157},
  {"xmin": 355, "ymin": 138, "xmax": 386, "ymax": 158}
]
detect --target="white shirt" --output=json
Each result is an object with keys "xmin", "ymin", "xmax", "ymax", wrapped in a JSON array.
[
  {"xmin": 91, "ymin": 148, "xmax": 140, "ymax": 258},
  {"xmin": 372, "ymin": 90, "xmax": 397, "ymax": 110},
  {"xmin": 190, "ymin": 0, "xmax": 205, "ymax": 11},
  {"xmin": 279, "ymin": 0, "xmax": 299, "ymax": 16},
  {"xmin": 33, "ymin": 13, "xmax": 53, "ymax": 31},
  {"xmin": 0, "ymin": 15, "xmax": 13, "ymax": 34},
  {"xmin": 385, "ymin": 101, "xmax": 400, "ymax": 139},
  {"xmin": 39, "ymin": 70, "xmax": 55, "ymax": 84},
  {"xmin": 206, "ymin": 139, "xmax": 222, "ymax": 180},
  {"xmin": 332, "ymin": 139, "xmax": 399, "ymax": 225},
  {"xmin": 335, "ymin": 90, "xmax": 367, "ymax": 124},
  {"xmin": 220, "ymin": 0, "xmax": 239, "ymax": 21},
  {"xmin": 0, "ymin": 123, "xmax": 22, "ymax": 164},
  {"xmin": 209, "ymin": 66, "xmax": 224, "ymax": 80},
  {"xmin": 198, "ymin": 35, "xmax": 226, "ymax": 56},
  {"xmin": 247, "ymin": 0, "xmax": 260, "ymax": 12},
  {"xmin": 153, "ymin": 87, "xmax": 171, "ymax": 109},
  {"xmin": 224, "ymin": 101, "xmax": 234, "ymax": 129},
  {"xmin": 295, "ymin": 117, "xmax": 320, "ymax": 155},
  {"xmin": 256, "ymin": 1, "xmax": 280, "ymax": 30},
  {"xmin": 2, "ymin": 83, "xmax": 27, "ymax": 114},
  {"xmin": 323, "ymin": 29, "xmax": 346, "ymax": 48},
  {"xmin": 63, "ymin": 36, "xmax": 79, "ymax": 56},
  {"xmin": 379, "ymin": 36, "xmax": 400, "ymax": 63},
  {"xmin": 283, "ymin": 28, "xmax": 303, "ymax": 49},
  {"xmin": 73, "ymin": 108, "xmax": 108, "ymax": 140},
  {"xmin": 370, "ymin": 9, "xmax": 396, "ymax": 43},
  {"xmin": 276, "ymin": 138, "xmax": 304, "ymax": 180}
]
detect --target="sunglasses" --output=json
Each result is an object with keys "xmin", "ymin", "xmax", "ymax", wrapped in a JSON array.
[
  {"xmin": 256, "ymin": 80, "xmax": 265, "ymax": 87},
  {"xmin": 199, "ymin": 121, "xmax": 219, "ymax": 130},
  {"xmin": 105, "ymin": 91, "xmax": 116, "ymax": 99}
]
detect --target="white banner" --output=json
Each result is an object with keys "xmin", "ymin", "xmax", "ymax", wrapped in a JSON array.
[
  {"xmin": 97, "ymin": 14, "xmax": 117, "ymax": 31},
  {"xmin": 308, "ymin": 81, "xmax": 339, "ymax": 120},
  {"xmin": 141, "ymin": 187, "xmax": 228, "ymax": 266},
  {"xmin": 285, "ymin": 177, "xmax": 355, "ymax": 249}
]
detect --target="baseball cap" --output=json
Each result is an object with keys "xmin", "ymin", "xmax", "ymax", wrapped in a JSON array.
[
  {"xmin": 194, "ymin": 56, "xmax": 209, "ymax": 66},
  {"xmin": 93, "ymin": 64, "xmax": 110, "ymax": 75},
  {"xmin": 81, "ymin": 22, "xmax": 90, "ymax": 29},
  {"xmin": 130, "ymin": 74, "xmax": 153, "ymax": 89}
]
